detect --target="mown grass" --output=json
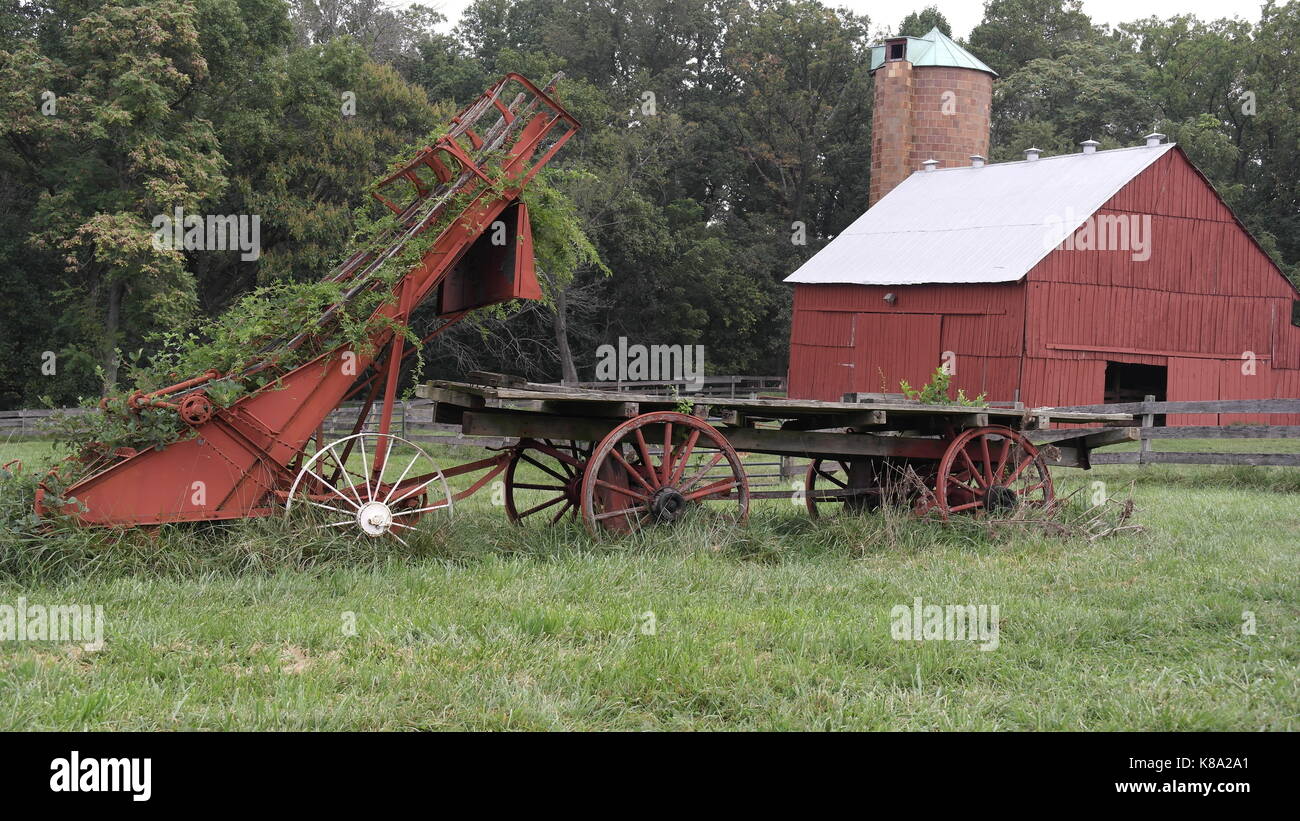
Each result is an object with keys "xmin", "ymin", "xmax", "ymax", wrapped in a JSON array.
[{"xmin": 0, "ymin": 436, "xmax": 1296, "ymax": 730}]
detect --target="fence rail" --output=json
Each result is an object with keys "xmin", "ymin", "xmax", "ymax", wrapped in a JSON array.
[
  {"xmin": 0, "ymin": 407, "xmax": 93, "ymax": 436},
  {"xmin": 1049, "ymin": 396, "xmax": 1300, "ymax": 467},
  {"xmin": 1047, "ymin": 398, "xmax": 1300, "ymax": 416}
]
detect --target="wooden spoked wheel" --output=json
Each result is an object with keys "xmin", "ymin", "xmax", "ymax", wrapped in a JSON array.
[
  {"xmin": 504, "ymin": 438, "xmax": 591, "ymax": 525},
  {"xmin": 934, "ymin": 426, "xmax": 1054, "ymax": 517},
  {"xmin": 579, "ymin": 412, "xmax": 749, "ymax": 536},
  {"xmin": 804, "ymin": 458, "xmax": 882, "ymax": 519}
]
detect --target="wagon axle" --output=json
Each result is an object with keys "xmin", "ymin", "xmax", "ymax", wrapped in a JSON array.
[
  {"xmin": 983, "ymin": 484, "xmax": 1020, "ymax": 513},
  {"xmin": 648, "ymin": 486, "xmax": 688, "ymax": 523}
]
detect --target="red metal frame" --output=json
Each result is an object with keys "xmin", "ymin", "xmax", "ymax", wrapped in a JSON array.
[{"xmin": 44, "ymin": 74, "xmax": 579, "ymax": 527}]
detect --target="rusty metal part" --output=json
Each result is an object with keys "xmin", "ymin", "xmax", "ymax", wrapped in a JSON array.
[
  {"xmin": 178, "ymin": 393, "xmax": 214, "ymax": 426},
  {"xmin": 127, "ymin": 369, "xmax": 222, "ymax": 412}
]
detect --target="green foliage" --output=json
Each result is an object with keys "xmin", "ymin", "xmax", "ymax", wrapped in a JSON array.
[
  {"xmin": 969, "ymin": 0, "xmax": 1097, "ymax": 78},
  {"xmin": 0, "ymin": 0, "xmax": 228, "ymax": 396},
  {"xmin": 522, "ymin": 167, "xmax": 612, "ymax": 294},
  {"xmin": 0, "ymin": 465, "xmax": 50, "ymax": 544},
  {"xmin": 900, "ymin": 367, "xmax": 988, "ymax": 407},
  {"xmin": 135, "ymin": 281, "xmax": 353, "ymax": 385},
  {"xmin": 898, "ymin": 6, "xmax": 951, "ymax": 37},
  {"xmin": 990, "ymin": 40, "xmax": 1156, "ymax": 160}
]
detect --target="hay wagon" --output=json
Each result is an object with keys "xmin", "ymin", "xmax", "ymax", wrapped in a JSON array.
[{"xmin": 411, "ymin": 375, "xmax": 1135, "ymax": 536}]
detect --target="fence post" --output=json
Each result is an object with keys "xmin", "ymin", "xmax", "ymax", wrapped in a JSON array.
[{"xmin": 1139, "ymin": 394, "xmax": 1155, "ymax": 466}]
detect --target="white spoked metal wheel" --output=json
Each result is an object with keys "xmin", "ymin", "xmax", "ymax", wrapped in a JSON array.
[{"xmin": 285, "ymin": 433, "xmax": 452, "ymax": 544}]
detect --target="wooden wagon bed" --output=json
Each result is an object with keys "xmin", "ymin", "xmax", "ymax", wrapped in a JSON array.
[{"xmin": 416, "ymin": 375, "xmax": 1136, "ymax": 470}]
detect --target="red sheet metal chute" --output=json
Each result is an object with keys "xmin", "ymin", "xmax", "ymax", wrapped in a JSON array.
[{"xmin": 438, "ymin": 201, "xmax": 542, "ymax": 314}]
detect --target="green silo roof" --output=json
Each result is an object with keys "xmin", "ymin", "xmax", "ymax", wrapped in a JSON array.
[{"xmin": 869, "ymin": 27, "xmax": 997, "ymax": 76}]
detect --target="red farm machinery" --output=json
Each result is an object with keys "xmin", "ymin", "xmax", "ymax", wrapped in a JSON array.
[{"xmin": 37, "ymin": 74, "xmax": 579, "ymax": 541}]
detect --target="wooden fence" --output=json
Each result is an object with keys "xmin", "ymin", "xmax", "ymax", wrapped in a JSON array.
[
  {"xmin": 1048, "ymin": 397, "xmax": 1300, "ymax": 467},
  {"xmin": 0, "ymin": 406, "xmax": 93, "ymax": 437}
]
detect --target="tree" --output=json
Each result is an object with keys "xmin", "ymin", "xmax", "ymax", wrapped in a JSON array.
[
  {"xmin": 1, "ymin": 0, "xmax": 225, "ymax": 394},
  {"xmin": 1120, "ymin": 5, "xmax": 1300, "ymax": 279},
  {"xmin": 290, "ymin": 0, "xmax": 444, "ymax": 64},
  {"xmin": 0, "ymin": 0, "xmax": 447, "ymax": 404},
  {"xmin": 899, "ymin": 6, "xmax": 951, "ymax": 37},
  {"xmin": 968, "ymin": 0, "xmax": 1096, "ymax": 77},
  {"xmin": 990, "ymin": 39, "xmax": 1156, "ymax": 160}
]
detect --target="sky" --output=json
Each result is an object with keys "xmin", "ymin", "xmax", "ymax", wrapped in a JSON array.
[{"xmin": 419, "ymin": 0, "xmax": 1273, "ymax": 36}]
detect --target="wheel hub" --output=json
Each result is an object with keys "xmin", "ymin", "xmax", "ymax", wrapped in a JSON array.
[
  {"xmin": 564, "ymin": 476, "xmax": 583, "ymax": 503},
  {"xmin": 984, "ymin": 484, "xmax": 1019, "ymax": 513},
  {"xmin": 355, "ymin": 500, "xmax": 394, "ymax": 537},
  {"xmin": 649, "ymin": 486, "xmax": 687, "ymax": 523}
]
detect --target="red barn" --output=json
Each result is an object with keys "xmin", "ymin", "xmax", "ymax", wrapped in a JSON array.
[{"xmin": 785, "ymin": 28, "xmax": 1300, "ymax": 424}]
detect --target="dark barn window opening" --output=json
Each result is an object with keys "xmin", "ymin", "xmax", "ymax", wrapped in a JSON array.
[
  {"xmin": 889, "ymin": 42, "xmax": 906, "ymax": 60},
  {"xmin": 1104, "ymin": 361, "xmax": 1168, "ymax": 425}
]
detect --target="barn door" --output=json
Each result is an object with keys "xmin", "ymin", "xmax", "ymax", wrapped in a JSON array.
[
  {"xmin": 852, "ymin": 313, "xmax": 942, "ymax": 395},
  {"xmin": 788, "ymin": 309, "xmax": 857, "ymax": 400}
]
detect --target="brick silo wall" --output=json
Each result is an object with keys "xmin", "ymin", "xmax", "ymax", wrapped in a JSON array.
[
  {"xmin": 869, "ymin": 63, "xmax": 992, "ymax": 207},
  {"xmin": 868, "ymin": 59, "xmax": 914, "ymax": 208}
]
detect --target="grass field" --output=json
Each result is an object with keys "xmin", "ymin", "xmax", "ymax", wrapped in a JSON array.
[{"xmin": 0, "ymin": 436, "xmax": 1296, "ymax": 730}]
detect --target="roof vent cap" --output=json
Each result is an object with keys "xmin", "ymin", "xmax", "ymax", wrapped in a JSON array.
[
  {"xmin": 1024, "ymin": 147, "xmax": 1041, "ymax": 161},
  {"xmin": 969, "ymin": 154, "xmax": 986, "ymax": 168},
  {"xmin": 1080, "ymin": 139, "xmax": 1100, "ymax": 155},
  {"xmin": 922, "ymin": 158, "xmax": 939, "ymax": 172},
  {"xmin": 1144, "ymin": 132, "xmax": 1166, "ymax": 147}
]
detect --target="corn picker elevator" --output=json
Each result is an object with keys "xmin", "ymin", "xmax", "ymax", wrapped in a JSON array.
[{"xmin": 38, "ymin": 74, "xmax": 579, "ymax": 541}]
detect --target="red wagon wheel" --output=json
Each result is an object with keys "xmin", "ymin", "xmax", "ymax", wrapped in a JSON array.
[
  {"xmin": 934, "ymin": 426, "xmax": 1054, "ymax": 518},
  {"xmin": 504, "ymin": 439, "xmax": 591, "ymax": 525},
  {"xmin": 804, "ymin": 458, "xmax": 882, "ymax": 519},
  {"xmin": 580, "ymin": 412, "xmax": 749, "ymax": 536}
]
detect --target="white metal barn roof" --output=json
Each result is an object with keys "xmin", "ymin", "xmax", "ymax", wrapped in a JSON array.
[{"xmin": 784, "ymin": 142, "xmax": 1176, "ymax": 286}]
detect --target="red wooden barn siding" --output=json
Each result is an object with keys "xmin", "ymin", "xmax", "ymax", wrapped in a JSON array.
[
  {"xmin": 788, "ymin": 282, "xmax": 1024, "ymax": 401},
  {"xmin": 789, "ymin": 149, "xmax": 1300, "ymax": 423},
  {"xmin": 1021, "ymin": 149, "xmax": 1300, "ymax": 424}
]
